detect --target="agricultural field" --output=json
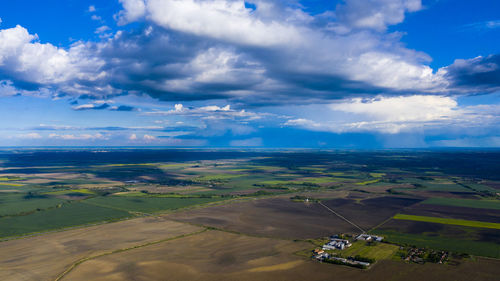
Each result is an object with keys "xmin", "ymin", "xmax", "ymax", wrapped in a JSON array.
[
  {"xmin": 0, "ymin": 193, "xmax": 67, "ymax": 216},
  {"xmin": 373, "ymin": 229, "xmax": 500, "ymax": 258},
  {"xmin": 49, "ymin": 231, "xmax": 500, "ymax": 281},
  {"xmin": 85, "ymin": 195, "xmax": 226, "ymax": 213},
  {"xmin": 170, "ymin": 197, "xmax": 360, "ymax": 239},
  {"xmin": 0, "ymin": 202, "xmax": 131, "ymax": 237},
  {"xmin": 0, "ymin": 217, "xmax": 202, "ymax": 281},
  {"xmin": 422, "ymin": 197, "xmax": 500, "ymax": 210},
  {"xmin": 393, "ymin": 214, "xmax": 500, "ymax": 229},
  {"xmin": 0, "ymin": 149, "xmax": 499, "ymax": 280},
  {"xmin": 335, "ymin": 240, "xmax": 399, "ymax": 261}
]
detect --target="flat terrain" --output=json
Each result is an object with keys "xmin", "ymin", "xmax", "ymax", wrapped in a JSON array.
[
  {"xmin": 170, "ymin": 196, "xmax": 421, "ymax": 238},
  {"xmin": 0, "ymin": 217, "xmax": 202, "ymax": 281},
  {"xmin": 403, "ymin": 203, "xmax": 500, "ymax": 223},
  {"xmin": 374, "ymin": 220, "xmax": 500, "ymax": 258},
  {"xmin": 1, "ymin": 149, "xmax": 500, "ymax": 280},
  {"xmin": 422, "ymin": 197, "xmax": 500, "ymax": 210},
  {"xmin": 170, "ymin": 197, "xmax": 359, "ymax": 239},
  {"xmin": 62, "ymin": 230, "xmax": 500, "ymax": 281},
  {"xmin": 0, "ymin": 202, "xmax": 131, "ymax": 237},
  {"xmin": 84, "ymin": 196, "xmax": 226, "ymax": 213},
  {"xmin": 393, "ymin": 214, "xmax": 500, "ymax": 229},
  {"xmin": 321, "ymin": 197, "xmax": 422, "ymax": 230}
]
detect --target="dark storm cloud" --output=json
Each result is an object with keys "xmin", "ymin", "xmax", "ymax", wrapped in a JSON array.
[{"xmin": 443, "ymin": 54, "xmax": 500, "ymax": 93}]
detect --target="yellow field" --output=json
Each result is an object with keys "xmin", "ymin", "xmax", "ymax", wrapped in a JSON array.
[
  {"xmin": 394, "ymin": 214, "xmax": 500, "ymax": 230},
  {"xmin": 43, "ymin": 188, "xmax": 95, "ymax": 195},
  {"xmin": 0, "ymin": 182, "xmax": 24, "ymax": 187},
  {"xmin": 356, "ymin": 179, "xmax": 380, "ymax": 185}
]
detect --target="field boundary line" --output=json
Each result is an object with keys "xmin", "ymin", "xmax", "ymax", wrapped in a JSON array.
[
  {"xmin": 367, "ymin": 199, "xmax": 423, "ymax": 233},
  {"xmin": 318, "ymin": 201, "xmax": 366, "ymax": 233},
  {"xmin": 367, "ymin": 216, "xmax": 393, "ymax": 233},
  {"xmin": 168, "ymin": 219, "xmax": 300, "ymax": 241},
  {"xmin": 54, "ymin": 228, "xmax": 208, "ymax": 281}
]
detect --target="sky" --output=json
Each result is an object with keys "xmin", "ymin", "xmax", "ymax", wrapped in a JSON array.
[{"xmin": 0, "ymin": 0, "xmax": 499, "ymax": 148}]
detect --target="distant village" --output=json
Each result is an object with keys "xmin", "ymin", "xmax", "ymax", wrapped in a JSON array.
[{"xmin": 401, "ymin": 247, "xmax": 449, "ymax": 264}]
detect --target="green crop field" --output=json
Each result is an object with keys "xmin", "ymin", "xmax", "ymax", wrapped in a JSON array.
[
  {"xmin": 0, "ymin": 177, "xmax": 25, "ymax": 181},
  {"xmin": 0, "ymin": 202, "xmax": 130, "ymax": 238},
  {"xmin": 422, "ymin": 197, "xmax": 500, "ymax": 210},
  {"xmin": 43, "ymin": 188, "xmax": 95, "ymax": 196},
  {"xmin": 356, "ymin": 179, "xmax": 380, "ymax": 185},
  {"xmin": 397, "ymin": 178, "xmax": 474, "ymax": 192},
  {"xmin": 301, "ymin": 177, "xmax": 341, "ymax": 184},
  {"xmin": 257, "ymin": 180, "xmax": 296, "ymax": 185},
  {"xmin": 0, "ymin": 182, "xmax": 24, "ymax": 187},
  {"xmin": 84, "ymin": 196, "xmax": 225, "ymax": 213},
  {"xmin": 298, "ymin": 167, "xmax": 325, "ymax": 171},
  {"xmin": 193, "ymin": 174, "xmax": 243, "ymax": 181},
  {"xmin": 0, "ymin": 193, "xmax": 67, "ymax": 216},
  {"xmin": 337, "ymin": 241, "xmax": 398, "ymax": 260},
  {"xmin": 393, "ymin": 214, "xmax": 500, "ymax": 229},
  {"xmin": 158, "ymin": 163, "xmax": 194, "ymax": 169},
  {"xmin": 373, "ymin": 230, "xmax": 500, "ymax": 258},
  {"xmin": 458, "ymin": 182, "xmax": 497, "ymax": 192},
  {"xmin": 98, "ymin": 163, "xmax": 157, "ymax": 167}
]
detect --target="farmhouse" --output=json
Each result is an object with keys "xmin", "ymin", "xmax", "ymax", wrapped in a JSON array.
[
  {"xmin": 322, "ymin": 237, "xmax": 352, "ymax": 250},
  {"xmin": 315, "ymin": 252, "xmax": 331, "ymax": 260}
]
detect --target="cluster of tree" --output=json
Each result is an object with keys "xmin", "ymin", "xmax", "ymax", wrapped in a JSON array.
[
  {"xmin": 323, "ymin": 258, "xmax": 367, "ymax": 269},
  {"xmin": 353, "ymin": 255, "xmax": 375, "ymax": 263},
  {"xmin": 23, "ymin": 191, "xmax": 47, "ymax": 199}
]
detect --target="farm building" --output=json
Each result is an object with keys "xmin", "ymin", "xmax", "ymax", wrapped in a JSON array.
[{"xmin": 356, "ymin": 234, "xmax": 384, "ymax": 242}]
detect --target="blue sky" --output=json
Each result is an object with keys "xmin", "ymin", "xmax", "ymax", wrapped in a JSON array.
[{"xmin": 0, "ymin": 0, "xmax": 499, "ymax": 147}]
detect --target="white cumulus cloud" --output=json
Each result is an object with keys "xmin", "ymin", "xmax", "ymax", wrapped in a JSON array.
[
  {"xmin": 285, "ymin": 95, "xmax": 471, "ymax": 134},
  {"xmin": 335, "ymin": 0, "xmax": 422, "ymax": 32},
  {"xmin": 0, "ymin": 25, "xmax": 105, "ymax": 88},
  {"xmin": 329, "ymin": 95, "xmax": 458, "ymax": 122},
  {"xmin": 116, "ymin": 0, "xmax": 147, "ymax": 25}
]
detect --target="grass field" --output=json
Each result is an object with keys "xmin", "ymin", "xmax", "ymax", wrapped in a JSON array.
[
  {"xmin": 337, "ymin": 241, "xmax": 399, "ymax": 260},
  {"xmin": 373, "ymin": 230, "xmax": 500, "ymax": 258},
  {"xmin": 369, "ymin": 173, "xmax": 386, "ymax": 178},
  {"xmin": 257, "ymin": 180, "xmax": 295, "ymax": 185},
  {"xmin": 0, "ymin": 177, "xmax": 24, "ymax": 181},
  {"xmin": 393, "ymin": 214, "xmax": 500, "ymax": 229},
  {"xmin": 194, "ymin": 174, "xmax": 243, "ymax": 181},
  {"xmin": 0, "ymin": 182, "xmax": 24, "ymax": 187},
  {"xmin": 458, "ymin": 182, "xmax": 497, "ymax": 193},
  {"xmin": 0, "ymin": 202, "xmax": 130, "ymax": 238},
  {"xmin": 301, "ymin": 177, "xmax": 341, "ymax": 184},
  {"xmin": 356, "ymin": 179, "xmax": 380, "ymax": 185},
  {"xmin": 422, "ymin": 197, "xmax": 500, "ymax": 210},
  {"xmin": 397, "ymin": 178, "xmax": 474, "ymax": 192},
  {"xmin": 43, "ymin": 188, "xmax": 95, "ymax": 195},
  {"xmin": 258, "ymin": 177, "xmax": 338, "ymax": 185},
  {"xmin": 0, "ymin": 193, "xmax": 67, "ymax": 216},
  {"xmin": 114, "ymin": 192, "xmax": 215, "ymax": 198},
  {"xmin": 84, "ymin": 196, "xmax": 224, "ymax": 213},
  {"xmin": 98, "ymin": 163, "xmax": 157, "ymax": 167}
]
